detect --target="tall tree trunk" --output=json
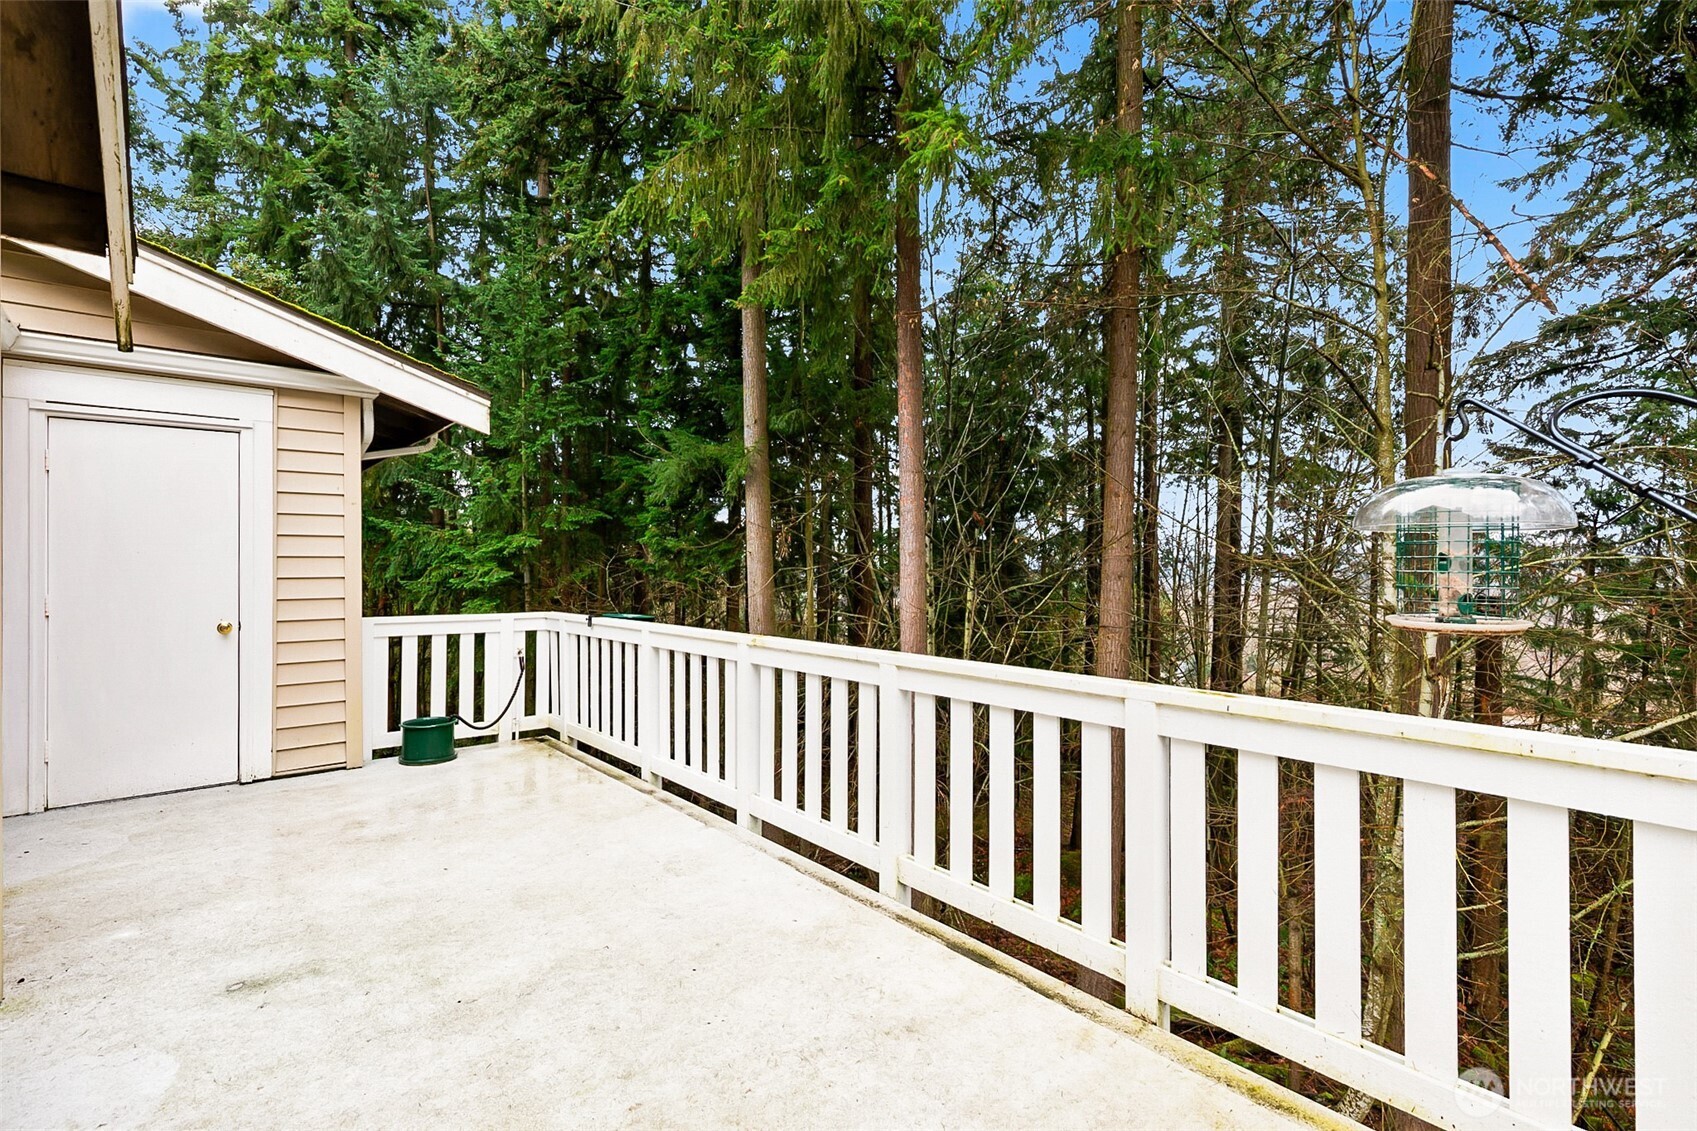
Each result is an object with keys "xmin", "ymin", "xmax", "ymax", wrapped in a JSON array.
[
  {"xmin": 1209, "ymin": 159, "xmax": 1245, "ymax": 694},
  {"xmin": 850, "ymin": 272, "xmax": 878, "ymax": 647},
  {"xmin": 1083, "ymin": 0, "xmax": 1143, "ymax": 1004},
  {"xmin": 742, "ymin": 214, "xmax": 777, "ymax": 636},
  {"xmin": 421, "ymin": 105, "xmax": 445, "ymax": 357},
  {"xmin": 1404, "ymin": 0, "xmax": 1452, "ymax": 485},
  {"xmin": 895, "ymin": 56, "xmax": 928, "ymax": 655},
  {"xmin": 1332, "ymin": 7, "xmax": 1412, "ymax": 1121},
  {"xmin": 1096, "ymin": 0, "xmax": 1144, "ymax": 688},
  {"xmin": 818, "ymin": 486, "xmax": 835, "ymax": 643},
  {"xmin": 1138, "ymin": 289, "xmax": 1163, "ymax": 681},
  {"xmin": 1400, "ymin": 0, "xmax": 1454, "ymax": 716},
  {"xmin": 803, "ymin": 478, "xmax": 818, "ymax": 639}
]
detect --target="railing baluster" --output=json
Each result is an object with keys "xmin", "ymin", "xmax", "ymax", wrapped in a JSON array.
[
  {"xmin": 693, "ymin": 655, "xmax": 707, "ymax": 773},
  {"xmin": 591, "ymin": 637, "xmax": 602, "ymax": 735},
  {"xmin": 602, "ymin": 638, "xmax": 613, "ymax": 740},
  {"xmin": 1169, "ymin": 738, "xmax": 1208, "ymax": 978},
  {"xmin": 455, "ymin": 634, "xmax": 473, "ymax": 735},
  {"xmin": 561, "ymin": 630, "xmax": 578, "ymax": 735},
  {"xmin": 1313, "ymin": 763, "xmax": 1361, "ymax": 1038},
  {"xmin": 912, "ymin": 693, "xmax": 937, "ymax": 871},
  {"xmin": 536, "ymin": 628, "xmax": 553, "ymax": 726},
  {"xmin": 675, "ymin": 650, "xmax": 688, "ymax": 769},
  {"xmin": 707, "ymin": 657, "xmax": 722, "ymax": 781},
  {"xmin": 1507, "ymin": 799, "xmax": 1571, "ymax": 1126},
  {"xmin": 428, "ymin": 634, "xmax": 447, "ymax": 719},
  {"xmin": 856, "ymin": 681, "xmax": 877, "ymax": 839},
  {"xmin": 626, "ymin": 641, "xmax": 636, "ymax": 743},
  {"xmin": 1237, "ymin": 750, "xmax": 1279, "ymax": 1005},
  {"xmin": 830, "ymin": 677, "xmax": 849, "ymax": 828},
  {"xmin": 781, "ymin": 668, "xmax": 799, "ymax": 807},
  {"xmin": 759, "ymin": 665, "xmax": 776, "ymax": 802},
  {"xmin": 950, "ymin": 699, "xmax": 973, "ymax": 881},
  {"xmin": 1032, "ymin": 713, "xmax": 1060, "ymax": 919},
  {"xmin": 400, "ymin": 634, "xmax": 419, "ymax": 724},
  {"xmin": 1080, "ymin": 721, "xmax": 1111, "ymax": 938},
  {"xmin": 1403, "ymin": 780, "xmax": 1458, "ymax": 1082},
  {"xmin": 637, "ymin": 636, "xmax": 659, "ymax": 786},
  {"xmin": 805, "ymin": 673, "xmax": 823, "ymax": 820},
  {"xmin": 498, "ymin": 617, "xmax": 518, "ymax": 743},
  {"xmin": 1635, "ymin": 820, "xmax": 1697, "ymax": 1129},
  {"xmin": 989, "ymin": 705, "xmax": 1014, "ymax": 900}
]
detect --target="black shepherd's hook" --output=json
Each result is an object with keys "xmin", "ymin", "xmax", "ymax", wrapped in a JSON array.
[{"xmin": 1448, "ymin": 387, "xmax": 1697, "ymax": 523}]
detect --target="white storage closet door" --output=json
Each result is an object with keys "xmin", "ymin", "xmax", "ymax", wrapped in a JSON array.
[{"xmin": 45, "ymin": 417, "xmax": 241, "ymax": 806}]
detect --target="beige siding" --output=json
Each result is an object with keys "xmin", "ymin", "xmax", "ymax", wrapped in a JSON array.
[
  {"xmin": 1, "ymin": 243, "xmax": 304, "ymax": 366},
  {"xmin": 274, "ymin": 390, "xmax": 363, "ymax": 775}
]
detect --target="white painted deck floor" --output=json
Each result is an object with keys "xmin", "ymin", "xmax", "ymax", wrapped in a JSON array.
[{"xmin": 2, "ymin": 741, "xmax": 1342, "ymax": 1130}]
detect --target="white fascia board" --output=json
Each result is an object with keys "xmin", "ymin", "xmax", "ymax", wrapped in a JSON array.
[{"xmin": 15, "ymin": 240, "xmax": 490, "ymax": 433}]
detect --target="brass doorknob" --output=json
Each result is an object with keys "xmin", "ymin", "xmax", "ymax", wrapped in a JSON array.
[{"xmin": 217, "ymin": 621, "xmax": 234, "ymax": 635}]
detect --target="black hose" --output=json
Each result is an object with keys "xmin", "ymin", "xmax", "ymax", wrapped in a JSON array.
[{"xmin": 452, "ymin": 654, "xmax": 528, "ymax": 732}]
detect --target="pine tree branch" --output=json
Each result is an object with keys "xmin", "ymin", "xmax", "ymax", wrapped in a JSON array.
[{"xmin": 1387, "ymin": 141, "xmax": 1560, "ymax": 313}]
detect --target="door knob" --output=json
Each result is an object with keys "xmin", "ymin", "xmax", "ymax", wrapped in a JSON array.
[{"xmin": 217, "ymin": 621, "xmax": 234, "ymax": 635}]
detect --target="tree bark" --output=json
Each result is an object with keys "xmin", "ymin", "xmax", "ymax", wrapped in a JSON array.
[
  {"xmin": 1082, "ymin": 0, "xmax": 1143, "ymax": 1004},
  {"xmin": 1138, "ymin": 291, "xmax": 1162, "ymax": 681},
  {"xmin": 850, "ymin": 272, "xmax": 878, "ymax": 648},
  {"xmin": 1095, "ymin": 0, "xmax": 1144, "ymax": 689},
  {"xmin": 895, "ymin": 56, "xmax": 928, "ymax": 655},
  {"xmin": 1398, "ymin": 0, "xmax": 1454, "ymax": 716},
  {"xmin": 1404, "ymin": 0, "xmax": 1452, "ymax": 485},
  {"xmin": 742, "ymin": 215, "xmax": 777, "ymax": 636},
  {"xmin": 1209, "ymin": 153, "xmax": 1245, "ymax": 694}
]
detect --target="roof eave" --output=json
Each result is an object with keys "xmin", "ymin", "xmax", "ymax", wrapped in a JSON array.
[{"xmin": 16, "ymin": 238, "xmax": 490, "ymax": 434}]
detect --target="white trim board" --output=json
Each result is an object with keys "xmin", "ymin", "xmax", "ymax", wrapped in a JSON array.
[
  {"xmin": 2, "ymin": 361, "xmax": 276, "ymax": 814},
  {"xmin": 7, "ymin": 330, "xmax": 373, "ymax": 399},
  {"xmin": 12, "ymin": 240, "xmax": 489, "ymax": 433}
]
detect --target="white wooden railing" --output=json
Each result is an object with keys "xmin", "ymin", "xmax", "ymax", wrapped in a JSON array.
[{"xmin": 364, "ymin": 613, "xmax": 1697, "ymax": 1131}]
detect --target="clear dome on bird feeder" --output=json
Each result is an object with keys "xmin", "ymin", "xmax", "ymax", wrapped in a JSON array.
[{"xmin": 1352, "ymin": 470, "xmax": 1577, "ymax": 635}]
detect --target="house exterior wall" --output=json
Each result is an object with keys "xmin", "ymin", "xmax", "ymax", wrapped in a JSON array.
[
  {"xmin": 2, "ymin": 247, "xmax": 369, "ymax": 785},
  {"xmin": 273, "ymin": 390, "xmax": 363, "ymax": 774},
  {"xmin": 1, "ymin": 243, "xmax": 299, "ymax": 365}
]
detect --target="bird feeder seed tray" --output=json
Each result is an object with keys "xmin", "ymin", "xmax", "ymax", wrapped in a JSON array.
[{"xmin": 1352, "ymin": 471, "xmax": 1576, "ymax": 636}]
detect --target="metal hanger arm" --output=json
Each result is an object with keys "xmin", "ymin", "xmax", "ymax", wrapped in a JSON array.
[{"xmin": 1452, "ymin": 392, "xmax": 1697, "ymax": 523}]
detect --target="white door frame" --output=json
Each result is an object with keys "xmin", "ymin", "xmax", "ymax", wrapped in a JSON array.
[{"xmin": 2, "ymin": 361, "xmax": 275, "ymax": 814}]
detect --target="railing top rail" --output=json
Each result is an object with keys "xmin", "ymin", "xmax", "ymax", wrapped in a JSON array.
[
  {"xmin": 366, "ymin": 612, "xmax": 558, "ymax": 632},
  {"xmin": 367, "ymin": 611, "xmax": 1697, "ymax": 787}
]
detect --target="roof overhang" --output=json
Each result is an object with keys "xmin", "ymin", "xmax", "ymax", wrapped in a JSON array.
[
  {"xmin": 0, "ymin": 0, "xmax": 134, "ymax": 345},
  {"xmin": 15, "ymin": 238, "xmax": 490, "ymax": 436}
]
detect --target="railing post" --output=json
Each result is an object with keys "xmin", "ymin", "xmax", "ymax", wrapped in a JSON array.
[
  {"xmin": 637, "ymin": 629, "xmax": 662, "ymax": 787},
  {"xmin": 733, "ymin": 639, "xmax": 761, "ymax": 834},
  {"xmin": 1123, "ymin": 698, "xmax": 1170, "ymax": 1027},
  {"xmin": 561, "ymin": 618, "xmax": 579, "ymax": 741},
  {"xmin": 877, "ymin": 661, "xmax": 913, "ymax": 906},
  {"xmin": 360, "ymin": 618, "xmax": 381, "ymax": 765},
  {"xmin": 1635, "ymin": 821, "xmax": 1697, "ymax": 1129}
]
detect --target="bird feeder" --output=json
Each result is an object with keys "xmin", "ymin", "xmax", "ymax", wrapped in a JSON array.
[{"xmin": 1352, "ymin": 470, "xmax": 1576, "ymax": 635}]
